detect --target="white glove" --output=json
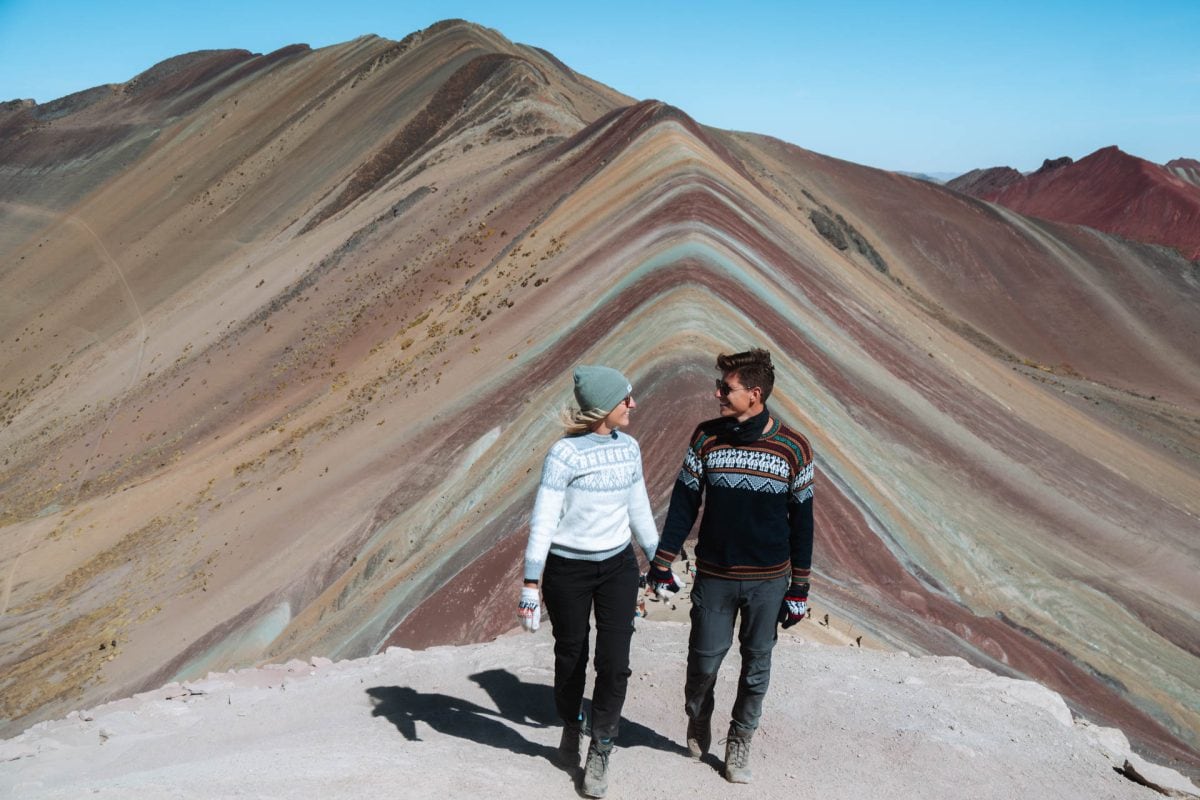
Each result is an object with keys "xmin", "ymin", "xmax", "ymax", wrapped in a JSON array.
[{"xmin": 518, "ymin": 586, "xmax": 541, "ymax": 632}]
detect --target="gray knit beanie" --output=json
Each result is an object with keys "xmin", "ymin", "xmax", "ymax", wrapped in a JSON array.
[{"xmin": 573, "ymin": 365, "xmax": 632, "ymax": 413}]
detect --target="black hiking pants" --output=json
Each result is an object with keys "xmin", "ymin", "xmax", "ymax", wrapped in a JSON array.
[{"xmin": 541, "ymin": 544, "xmax": 639, "ymax": 743}]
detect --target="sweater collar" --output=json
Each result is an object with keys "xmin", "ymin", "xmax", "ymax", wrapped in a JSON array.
[{"xmin": 718, "ymin": 405, "xmax": 771, "ymax": 445}]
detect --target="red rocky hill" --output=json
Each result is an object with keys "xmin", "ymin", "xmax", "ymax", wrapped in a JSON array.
[{"xmin": 950, "ymin": 147, "xmax": 1200, "ymax": 260}]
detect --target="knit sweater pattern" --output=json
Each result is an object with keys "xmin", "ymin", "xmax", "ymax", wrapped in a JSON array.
[
  {"xmin": 654, "ymin": 412, "xmax": 814, "ymax": 588},
  {"xmin": 524, "ymin": 431, "xmax": 659, "ymax": 582}
]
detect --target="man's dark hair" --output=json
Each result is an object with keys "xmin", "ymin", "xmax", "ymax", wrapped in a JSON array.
[{"xmin": 716, "ymin": 348, "xmax": 775, "ymax": 401}]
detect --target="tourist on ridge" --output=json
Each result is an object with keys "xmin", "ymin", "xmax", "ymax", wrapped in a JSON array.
[
  {"xmin": 646, "ymin": 347, "xmax": 815, "ymax": 784},
  {"xmin": 517, "ymin": 365, "xmax": 659, "ymax": 798}
]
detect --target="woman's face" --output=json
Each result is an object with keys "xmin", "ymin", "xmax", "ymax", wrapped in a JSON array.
[{"xmin": 598, "ymin": 395, "xmax": 635, "ymax": 432}]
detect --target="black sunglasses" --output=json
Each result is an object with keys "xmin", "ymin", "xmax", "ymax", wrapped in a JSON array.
[{"xmin": 715, "ymin": 379, "xmax": 753, "ymax": 397}]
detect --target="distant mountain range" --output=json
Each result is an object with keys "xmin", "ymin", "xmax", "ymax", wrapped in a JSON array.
[
  {"xmin": 2, "ymin": 19, "xmax": 1198, "ymax": 777},
  {"xmin": 894, "ymin": 171, "xmax": 962, "ymax": 184},
  {"xmin": 944, "ymin": 147, "xmax": 1200, "ymax": 260}
]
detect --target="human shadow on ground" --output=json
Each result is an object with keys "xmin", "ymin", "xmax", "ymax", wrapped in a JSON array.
[
  {"xmin": 367, "ymin": 669, "xmax": 686, "ymax": 761},
  {"xmin": 366, "ymin": 684, "xmax": 557, "ymax": 761},
  {"xmin": 468, "ymin": 668, "xmax": 686, "ymax": 756},
  {"xmin": 467, "ymin": 668, "xmax": 557, "ymax": 728}
]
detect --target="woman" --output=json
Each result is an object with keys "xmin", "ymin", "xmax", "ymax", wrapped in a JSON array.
[{"xmin": 518, "ymin": 364, "xmax": 658, "ymax": 799}]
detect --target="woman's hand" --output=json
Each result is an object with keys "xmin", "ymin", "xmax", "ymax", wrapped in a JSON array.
[{"xmin": 518, "ymin": 586, "xmax": 541, "ymax": 632}]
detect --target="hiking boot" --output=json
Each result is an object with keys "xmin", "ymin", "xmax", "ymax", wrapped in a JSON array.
[
  {"xmin": 582, "ymin": 739, "xmax": 613, "ymax": 798},
  {"xmin": 686, "ymin": 716, "xmax": 711, "ymax": 758},
  {"xmin": 557, "ymin": 723, "xmax": 583, "ymax": 766},
  {"xmin": 723, "ymin": 728, "xmax": 752, "ymax": 784}
]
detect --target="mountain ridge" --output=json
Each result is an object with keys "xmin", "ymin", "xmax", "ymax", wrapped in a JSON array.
[
  {"xmin": 947, "ymin": 146, "xmax": 1200, "ymax": 259},
  {"xmin": 1, "ymin": 19, "xmax": 1197, "ymax": 777}
]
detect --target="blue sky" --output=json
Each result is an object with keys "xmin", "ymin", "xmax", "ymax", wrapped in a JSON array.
[{"xmin": 1, "ymin": 1, "xmax": 1196, "ymax": 174}]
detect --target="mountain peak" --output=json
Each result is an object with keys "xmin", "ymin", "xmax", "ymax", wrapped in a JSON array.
[
  {"xmin": 945, "ymin": 165, "xmax": 1023, "ymax": 195},
  {"xmin": 1034, "ymin": 155, "xmax": 1073, "ymax": 174},
  {"xmin": 948, "ymin": 146, "xmax": 1200, "ymax": 258}
]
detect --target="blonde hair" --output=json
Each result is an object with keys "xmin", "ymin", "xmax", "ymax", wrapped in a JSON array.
[{"xmin": 559, "ymin": 405, "xmax": 610, "ymax": 436}]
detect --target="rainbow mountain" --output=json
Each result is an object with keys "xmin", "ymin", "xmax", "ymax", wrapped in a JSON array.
[{"xmin": 2, "ymin": 19, "xmax": 1197, "ymax": 773}]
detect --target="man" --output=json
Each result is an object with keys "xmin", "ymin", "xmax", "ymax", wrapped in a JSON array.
[{"xmin": 647, "ymin": 347, "xmax": 814, "ymax": 784}]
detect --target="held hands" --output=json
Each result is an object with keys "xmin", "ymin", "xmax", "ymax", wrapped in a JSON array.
[
  {"xmin": 647, "ymin": 564, "xmax": 683, "ymax": 600},
  {"xmin": 778, "ymin": 585, "xmax": 809, "ymax": 628},
  {"xmin": 518, "ymin": 586, "xmax": 541, "ymax": 633}
]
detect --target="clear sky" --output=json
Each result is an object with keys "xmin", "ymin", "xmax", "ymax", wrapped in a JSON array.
[{"xmin": 1, "ymin": 1, "xmax": 1196, "ymax": 175}]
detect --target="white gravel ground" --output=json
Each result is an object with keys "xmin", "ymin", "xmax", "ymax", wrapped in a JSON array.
[{"xmin": 2, "ymin": 620, "xmax": 1195, "ymax": 799}]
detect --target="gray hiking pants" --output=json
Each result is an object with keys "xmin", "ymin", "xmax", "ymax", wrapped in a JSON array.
[{"xmin": 684, "ymin": 574, "xmax": 788, "ymax": 737}]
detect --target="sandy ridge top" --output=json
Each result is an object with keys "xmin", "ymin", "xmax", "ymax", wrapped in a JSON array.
[{"xmin": 2, "ymin": 619, "xmax": 1194, "ymax": 800}]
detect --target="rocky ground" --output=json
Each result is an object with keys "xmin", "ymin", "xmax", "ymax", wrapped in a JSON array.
[{"xmin": 2, "ymin": 584, "xmax": 1195, "ymax": 800}]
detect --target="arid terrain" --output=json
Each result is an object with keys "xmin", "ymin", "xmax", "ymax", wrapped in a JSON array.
[
  {"xmin": 4, "ymin": 613, "xmax": 1197, "ymax": 799},
  {"xmin": 2, "ymin": 18, "xmax": 1198, "ymax": 780},
  {"xmin": 947, "ymin": 146, "xmax": 1200, "ymax": 259}
]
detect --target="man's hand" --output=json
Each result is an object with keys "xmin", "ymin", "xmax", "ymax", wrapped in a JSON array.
[
  {"xmin": 647, "ymin": 564, "xmax": 683, "ymax": 600},
  {"xmin": 778, "ymin": 585, "xmax": 808, "ymax": 628},
  {"xmin": 518, "ymin": 586, "xmax": 541, "ymax": 632}
]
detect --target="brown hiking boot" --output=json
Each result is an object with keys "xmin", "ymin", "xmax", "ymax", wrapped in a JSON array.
[
  {"xmin": 582, "ymin": 739, "xmax": 613, "ymax": 797},
  {"xmin": 724, "ymin": 728, "xmax": 752, "ymax": 783},
  {"xmin": 686, "ymin": 716, "xmax": 711, "ymax": 758}
]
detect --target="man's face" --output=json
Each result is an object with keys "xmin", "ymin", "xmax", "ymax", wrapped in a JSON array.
[{"xmin": 715, "ymin": 371, "xmax": 761, "ymax": 420}]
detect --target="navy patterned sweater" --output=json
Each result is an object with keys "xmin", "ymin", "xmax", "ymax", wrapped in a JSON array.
[{"xmin": 652, "ymin": 406, "xmax": 814, "ymax": 593}]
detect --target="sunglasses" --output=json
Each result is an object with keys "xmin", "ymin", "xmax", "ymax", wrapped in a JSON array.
[{"xmin": 715, "ymin": 379, "xmax": 753, "ymax": 397}]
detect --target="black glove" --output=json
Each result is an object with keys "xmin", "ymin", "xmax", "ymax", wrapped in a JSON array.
[
  {"xmin": 778, "ymin": 584, "xmax": 808, "ymax": 628},
  {"xmin": 647, "ymin": 564, "xmax": 682, "ymax": 599}
]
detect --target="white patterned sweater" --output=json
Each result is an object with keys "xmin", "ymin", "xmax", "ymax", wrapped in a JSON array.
[{"xmin": 524, "ymin": 431, "xmax": 659, "ymax": 582}]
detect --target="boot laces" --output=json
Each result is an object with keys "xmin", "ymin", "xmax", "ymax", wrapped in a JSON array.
[
  {"xmin": 725, "ymin": 735, "xmax": 750, "ymax": 768},
  {"xmin": 587, "ymin": 744, "xmax": 610, "ymax": 777}
]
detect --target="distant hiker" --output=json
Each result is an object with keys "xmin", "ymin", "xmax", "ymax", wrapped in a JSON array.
[
  {"xmin": 518, "ymin": 365, "xmax": 659, "ymax": 798},
  {"xmin": 646, "ymin": 348, "xmax": 814, "ymax": 784}
]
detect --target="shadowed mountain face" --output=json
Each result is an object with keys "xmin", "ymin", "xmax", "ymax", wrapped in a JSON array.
[
  {"xmin": 948, "ymin": 147, "xmax": 1200, "ymax": 260},
  {"xmin": 1, "ymin": 19, "xmax": 1198, "ymax": 774},
  {"xmin": 943, "ymin": 165, "xmax": 1023, "ymax": 196}
]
